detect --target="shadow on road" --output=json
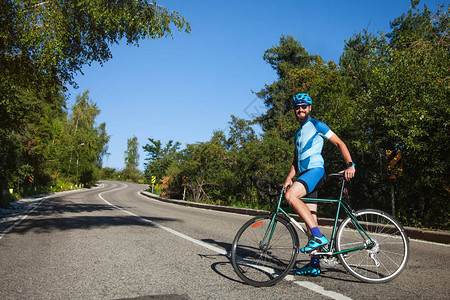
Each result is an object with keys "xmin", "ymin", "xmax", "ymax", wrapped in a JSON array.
[
  {"xmin": 3, "ymin": 196, "xmax": 181, "ymax": 235},
  {"xmin": 200, "ymin": 238, "xmax": 359, "ymax": 285}
]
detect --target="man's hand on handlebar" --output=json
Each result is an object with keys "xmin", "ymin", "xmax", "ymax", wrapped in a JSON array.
[
  {"xmin": 283, "ymin": 178, "xmax": 293, "ymax": 188},
  {"xmin": 340, "ymin": 165, "xmax": 355, "ymax": 181}
]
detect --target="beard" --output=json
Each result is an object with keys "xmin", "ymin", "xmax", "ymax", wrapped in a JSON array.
[{"xmin": 295, "ymin": 110, "xmax": 311, "ymax": 123}]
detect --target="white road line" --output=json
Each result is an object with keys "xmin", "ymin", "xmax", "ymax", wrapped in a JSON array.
[
  {"xmin": 294, "ymin": 281, "xmax": 353, "ymax": 300},
  {"xmin": 0, "ymin": 197, "xmax": 46, "ymax": 240},
  {"xmin": 100, "ymin": 184, "xmax": 352, "ymax": 300},
  {"xmin": 98, "ymin": 185, "xmax": 227, "ymax": 255}
]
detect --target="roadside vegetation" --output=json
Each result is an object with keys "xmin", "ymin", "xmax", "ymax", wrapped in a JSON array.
[{"xmin": 0, "ymin": 1, "xmax": 189, "ymax": 206}]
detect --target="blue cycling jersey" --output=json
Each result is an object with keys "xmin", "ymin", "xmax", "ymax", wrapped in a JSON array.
[{"xmin": 294, "ymin": 117, "xmax": 334, "ymax": 172}]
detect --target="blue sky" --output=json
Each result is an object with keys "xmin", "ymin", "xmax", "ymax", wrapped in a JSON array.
[{"xmin": 67, "ymin": 0, "xmax": 443, "ymax": 171}]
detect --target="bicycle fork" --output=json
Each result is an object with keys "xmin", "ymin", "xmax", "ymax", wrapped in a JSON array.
[{"xmin": 259, "ymin": 216, "xmax": 278, "ymax": 252}]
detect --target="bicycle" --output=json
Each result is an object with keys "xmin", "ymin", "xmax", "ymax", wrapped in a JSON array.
[{"xmin": 230, "ymin": 173, "xmax": 409, "ymax": 286}]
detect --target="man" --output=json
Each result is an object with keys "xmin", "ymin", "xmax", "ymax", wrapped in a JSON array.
[{"xmin": 283, "ymin": 93, "xmax": 355, "ymax": 276}]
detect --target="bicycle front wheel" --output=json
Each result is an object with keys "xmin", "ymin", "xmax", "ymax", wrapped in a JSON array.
[
  {"xmin": 231, "ymin": 214, "xmax": 299, "ymax": 287},
  {"xmin": 336, "ymin": 209, "xmax": 409, "ymax": 283}
]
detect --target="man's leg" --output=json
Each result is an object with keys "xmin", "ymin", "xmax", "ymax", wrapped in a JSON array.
[
  {"xmin": 285, "ymin": 183, "xmax": 327, "ymax": 253},
  {"xmin": 294, "ymin": 203, "xmax": 322, "ymax": 276},
  {"xmin": 284, "ymin": 182, "xmax": 317, "ymax": 229},
  {"xmin": 307, "ymin": 202, "xmax": 318, "ymax": 231}
]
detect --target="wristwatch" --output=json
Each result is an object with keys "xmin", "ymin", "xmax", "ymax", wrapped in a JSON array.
[{"xmin": 346, "ymin": 162, "xmax": 356, "ymax": 168}]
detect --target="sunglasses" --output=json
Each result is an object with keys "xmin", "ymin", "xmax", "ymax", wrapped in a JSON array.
[{"xmin": 294, "ymin": 104, "xmax": 310, "ymax": 110}]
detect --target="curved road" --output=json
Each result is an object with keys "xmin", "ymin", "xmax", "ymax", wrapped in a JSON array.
[{"xmin": 0, "ymin": 181, "xmax": 448, "ymax": 299}]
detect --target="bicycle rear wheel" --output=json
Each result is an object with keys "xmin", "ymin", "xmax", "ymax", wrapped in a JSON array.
[
  {"xmin": 231, "ymin": 214, "xmax": 298, "ymax": 287},
  {"xmin": 336, "ymin": 209, "xmax": 409, "ymax": 283}
]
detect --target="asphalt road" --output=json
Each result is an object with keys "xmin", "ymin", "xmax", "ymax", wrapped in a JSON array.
[{"xmin": 0, "ymin": 181, "xmax": 449, "ymax": 299}]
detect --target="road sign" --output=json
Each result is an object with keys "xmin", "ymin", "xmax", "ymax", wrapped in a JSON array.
[
  {"xmin": 386, "ymin": 150, "xmax": 402, "ymax": 179},
  {"xmin": 151, "ymin": 176, "xmax": 156, "ymax": 184}
]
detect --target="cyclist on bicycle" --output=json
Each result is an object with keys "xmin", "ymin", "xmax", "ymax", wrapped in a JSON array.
[{"xmin": 284, "ymin": 93, "xmax": 355, "ymax": 276}]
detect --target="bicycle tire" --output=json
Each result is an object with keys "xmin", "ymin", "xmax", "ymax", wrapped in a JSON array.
[
  {"xmin": 231, "ymin": 214, "xmax": 299, "ymax": 287},
  {"xmin": 336, "ymin": 209, "xmax": 409, "ymax": 283}
]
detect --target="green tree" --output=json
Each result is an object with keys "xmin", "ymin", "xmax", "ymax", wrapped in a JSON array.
[
  {"xmin": 1, "ymin": 0, "xmax": 191, "ymax": 87},
  {"xmin": 175, "ymin": 137, "xmax": 228, "ymax": 203},
  {"xmin": 226, "ymin": 115, "xmax": 257, "ymax": 149},
  {"xmin": 1, "ymin": 0, "xmax": 190, "ymax": 130},
  {"xmin": 96, "ymin": 122, "xmax": 110, "ymax": 168},
  {"xmin": 143, "ymin": 138, "xmax": 181, "ymax": 184},
  {"xmin": 159, "ymin": 115, "xmax": 291, "ymax": 207},
  {"xmin": 255, "ymin": 34, "xmax": 320, "ymax": 132},
  {"xmin": 125, "ymin": 136, "xmax": 140, "ymax": 170},
  {"xmin": 121, "ymin": 136, "xmax": 141, "ymax": 181},
  {"xmin": 1, "ymin": 0, "xmax": 189, "ymax": 199},
  {"xmin": 67, "ymin": 90, "xmax": 109, "ymax": 185},
  {"xmin": 339, "ymin": 1, "xmax": 449, "ymax": 228}
]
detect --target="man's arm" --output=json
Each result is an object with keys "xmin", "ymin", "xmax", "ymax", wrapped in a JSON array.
[
  {"xmin": 284, "ymin": 148, "xmax": 298, "ymax": 187},
  {"xmin": 328, "ymin": 134, "xmax": 355, "ymax": 180}
]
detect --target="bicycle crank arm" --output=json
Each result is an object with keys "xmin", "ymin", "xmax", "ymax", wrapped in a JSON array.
[{"xmin": 310, "ymin": 250, "xmax": 334, "ymax": 257}]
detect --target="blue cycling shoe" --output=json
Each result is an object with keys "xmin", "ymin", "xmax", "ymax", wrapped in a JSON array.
[
  {"xmin": 293, "ymin": 263, "xmax": 321, "ymax": 276},
  {"xmin": 300, "ymin": 236, "xmax": 328, "ymax": 253}
]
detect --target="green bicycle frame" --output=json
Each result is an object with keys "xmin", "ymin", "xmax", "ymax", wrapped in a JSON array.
[{"xmin": 263, "ymin": 179, "xmax": 376, "ymax": 256}]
